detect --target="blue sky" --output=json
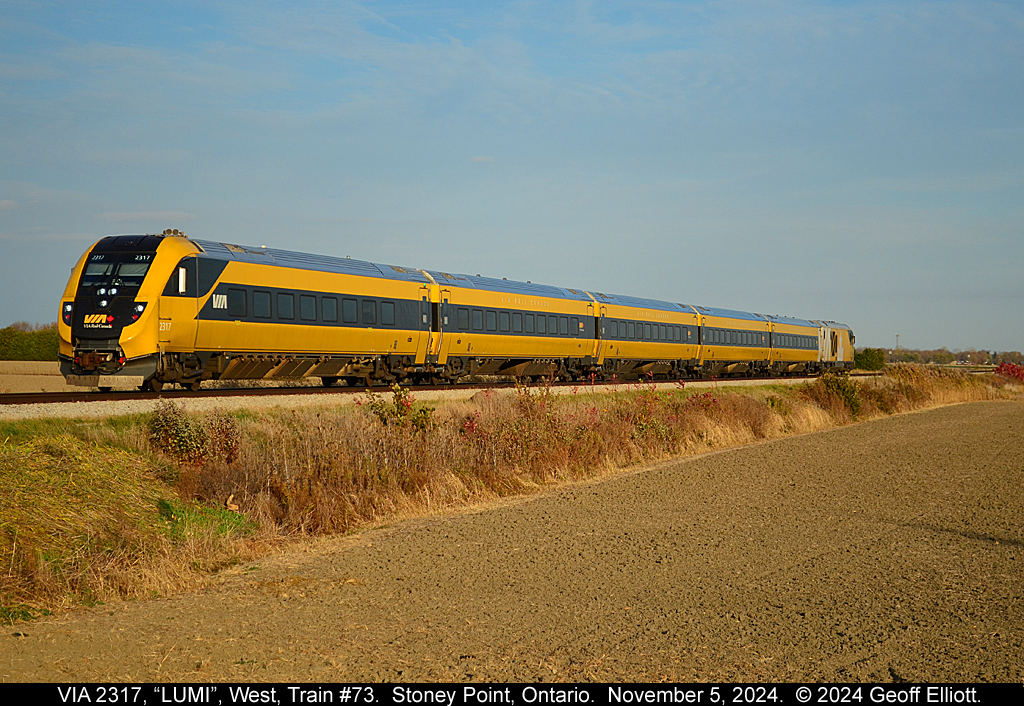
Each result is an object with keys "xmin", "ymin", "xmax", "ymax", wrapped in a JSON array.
[{"xmin": 2, "ymin": 1, "xmax": 1022, "ymax": 351}]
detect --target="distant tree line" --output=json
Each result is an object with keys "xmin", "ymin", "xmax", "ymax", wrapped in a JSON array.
[
  {"xmin": 852, "ymin": 347, "xmax": 1023, "ymax": 368},
  {"xmin": 0, "ymin": 322, "xmax": 59, "ymax": 361},
  {"xmin": 884, "ymin": 348, "xmax": 1023, "ymax": 366}
]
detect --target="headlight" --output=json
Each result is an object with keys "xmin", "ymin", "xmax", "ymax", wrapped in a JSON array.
[
  {"xmin": 109, "ymin": 287, "xmax": 118, "ymax": 295},
  {"xmin": 97, "ymin": 288, "xmax": 106, "ymax": 296},
  {"xmin": 131, "ymin": 302, "xmax": 147, "ymax": 321},
  {"xmin": 99, "ymin": 299, "xmax": 109, "ymax": 308},
  {"xmin": 62, "ymin": 302, "xmax": 73, "ymax": 325}
]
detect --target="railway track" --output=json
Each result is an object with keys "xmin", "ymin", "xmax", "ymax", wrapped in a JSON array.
[{"xmin": 0, "ymin": 372, "xmax": 890, "ymax": 407}]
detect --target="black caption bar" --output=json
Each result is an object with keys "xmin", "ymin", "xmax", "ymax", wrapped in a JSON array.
[{"xmin": 10, "ymin": 683, "xmax": 1020, "ymax": 706}]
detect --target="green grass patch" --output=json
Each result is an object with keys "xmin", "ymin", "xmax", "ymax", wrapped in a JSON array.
[{"xmin": 157, "ymin": 498, "xmax": 256, "ymax": 542}]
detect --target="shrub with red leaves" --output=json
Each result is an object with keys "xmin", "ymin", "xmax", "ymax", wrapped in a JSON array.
[{"xmin": 995, "ymin": 363, "xmax": 1024, "ymax": 382}]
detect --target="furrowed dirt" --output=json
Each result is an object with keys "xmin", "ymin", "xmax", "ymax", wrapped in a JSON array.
[{"xmin": 2, "ymin": 401, "xmax": 1022, "ymax": 682}]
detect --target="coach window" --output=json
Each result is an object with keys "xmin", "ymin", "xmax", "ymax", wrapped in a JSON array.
[
  {"xmin": 661, "ymin": 325, "xmax": 667, "ymax": 340},
  {"xmin": 458, "ymin": 308, "xmax": 470, "ymax": 330},
  {"xmin": 300, "ymin": 295, "xmax": 317, "ymax": 322},
  {"xmin": 607, "ymin": 320, "xmax": 616, "ymax": 339},
  {"xmin": 486, "ymin": 311, "xmax": 497, "ymax": 331},
  {"xmin": 536, "ymin": 314, "xmax": 546, "ymax": 334},
  {"xmin": 362, "ymin": 300, "xmax": 376, "ymax": 326},
  {"xmin": 525, "ymin": 314, "xmax": 535, "ymax": 333},
  {"xmin": 512, "ymin": 312, "xmax": 522, "ymax": 333},
  {"xmin": 570, "ymin": 317, "xmax": 579, "ymax": 336},
  {"xmin": 254, "ymin": 291, "xmax": 272, "ymax": 319},
  {"xmin": 627, "ymin": 322, "xmax": 635, "ymax": 339},
  {"xmin": 550, "ymin": 316, "xmax": 558, "ymax": 335},
  {"xmin": 559, "ymin": 317, "xmax": 568, "ymax": 336},
  {"xmin": 228, "ymin": 288, "xmax": 247, "ymax": 318},
  {"xmin": 472, "ymin": 309, "xmax": 483, "ymax": 331},
  {"xmin": 499, "ymin": 311, "xmax": 510, "ymax": 332},
  {"xmin": 644, "ymin": 323, "xmax": 651, "ymax": 340},
  {"xmin": 342, "ymin": 298, "xmax": 358, "ymax": 324},
  {"xmin": 381, "ymin": 301, "xmax": 396, "ymax": 326},
  {"xmin": 278, "ymin": 293, "xmax": 294, "ymax": 320},
  {"xmin": 322, "ymin": 297, "xmax": 338, "ymax": 323}
]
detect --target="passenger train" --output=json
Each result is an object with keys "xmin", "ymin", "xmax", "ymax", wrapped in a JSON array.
[{"xmin": 58, "ymin": 230, "xmax": 855, "ymax": 391}]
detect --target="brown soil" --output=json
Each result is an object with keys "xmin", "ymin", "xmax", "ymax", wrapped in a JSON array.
[{"xmin": 2, "ymin": 401, "xmax": 1022, "ymax": 683}]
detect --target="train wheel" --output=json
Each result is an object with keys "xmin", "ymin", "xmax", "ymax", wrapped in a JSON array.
[
  {"xmin": 142, "ymin": 379, "xmax": 163, "ymax": 392},
  {"xmin": 321, "ymin": 376, "xmax": 338, "ymax": 387},
  {"xmin": 184, "ymin": 380, "xmax": 201, "ymax": 392}
]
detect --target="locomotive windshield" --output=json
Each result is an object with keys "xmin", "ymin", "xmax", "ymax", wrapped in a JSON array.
[{"xmin": 79, "ymin": 252, "xmax": 155, "ymax": 289}]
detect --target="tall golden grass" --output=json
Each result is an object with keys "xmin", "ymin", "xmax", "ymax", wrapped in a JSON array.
[{"xmin": 1, "ymin": 365, "xmax": 1021, "ymax": 621}]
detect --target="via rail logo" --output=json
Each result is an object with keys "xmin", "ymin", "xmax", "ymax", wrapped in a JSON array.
[{"xmin": 83, "ymin": 313, "xmax": 114, "ymax": 328}]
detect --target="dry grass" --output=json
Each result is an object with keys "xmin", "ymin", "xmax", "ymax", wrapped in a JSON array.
[{"xmin": 1, "ymin": 365, "xmax": 1021, "ymax": 622}]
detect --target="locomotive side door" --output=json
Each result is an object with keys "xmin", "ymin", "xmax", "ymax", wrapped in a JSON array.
[
  {"xmin": 594, "ymin": 304, "xmax": 607, "ymax": 364},
  {"xmin": 158, "ymin": 257, "xmax": 198, "ymax": 350}
]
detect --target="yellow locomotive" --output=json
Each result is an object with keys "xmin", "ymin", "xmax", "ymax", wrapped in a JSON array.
[{"xmin": 58, "ymin": 231, "xmax": 855, "ymax": 390}]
